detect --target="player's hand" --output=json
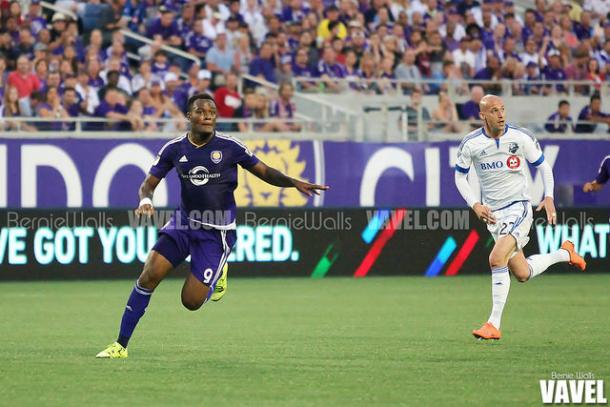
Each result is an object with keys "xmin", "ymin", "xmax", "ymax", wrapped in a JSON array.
[
  {"xmin": 473, "ymin": 202, "xmax": 496, "ymax": 225},
  {"xmin": 135, "ymin": 203, "xmax": 155, "ymax": 217},
  {"xmin": 582, "ymin": 182, "xmax": 601, "ymax": 192},
  {"xmin": 293, "ymin": 180, "xmax": 330, "ymax": 197},
  {"xmin": 583, "ymin": 182, "xmax": 594, "ymax": 192},
  {"xmin": 536, "ymin": 196, "xmax": 557, "ymax": 225}
]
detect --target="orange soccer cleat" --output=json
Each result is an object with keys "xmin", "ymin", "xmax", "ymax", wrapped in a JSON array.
[
  {"xmin": 472, "ymin": 322, "xmax": 502, "ymax": 340},
  {"xmin": 561, "ymin": 240, "xmax": 587, "ymax": 271}
]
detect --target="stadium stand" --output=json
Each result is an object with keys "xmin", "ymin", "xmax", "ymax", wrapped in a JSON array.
[{"xmin": 1, "ymin": 0, "xmax": 610, "ymax": 138}]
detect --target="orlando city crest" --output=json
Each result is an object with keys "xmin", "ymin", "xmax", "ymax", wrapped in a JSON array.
[
  {"xmin": 235, "ymin": 140, "xmax": 310, "ymax": 206},
  {"xmin": 210, "ymin": 150, "xmax": 222, "ymax": 164},
  {"xmin": 508, "ymin": 142, "xmax": 519, "ymax": 154}
]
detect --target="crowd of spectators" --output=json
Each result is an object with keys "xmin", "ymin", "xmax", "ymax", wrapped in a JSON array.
[{"xmin": 1, "ymin": 0, "xmax": 610, "ymax": 132}]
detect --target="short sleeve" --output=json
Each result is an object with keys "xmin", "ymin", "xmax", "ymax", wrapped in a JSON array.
[
  {"xmin": 522, "ymin": 129, "xmax": 544, "ymax": 166},
  {"xmin": 149, "ymin": 142, "xmax": 175, "ymax": 179},
  {"xmin": 596, "ymin": 157, "xmax": 610, "ymax": 184},
  {"xmin": 233, "ymin": 139, "xmax": 259, "ymax": 169},
  {"xmin": 455, "ymin": 142, "xmax": 471, "ymax": 174}
]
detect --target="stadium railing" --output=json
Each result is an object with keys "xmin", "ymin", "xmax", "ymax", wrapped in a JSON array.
[
  {"xmin": 240, "ymin": 73, "xmax": 363, "ymax": 139},
  {"xmin": 2, "ymin": 116, "xmax": 608, "ymax": 142},
  {"xmin": 292, "ymin": 78, "xmax": 610, "ymax": 98}
]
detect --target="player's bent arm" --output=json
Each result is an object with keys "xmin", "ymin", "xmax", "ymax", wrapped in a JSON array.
[
  {"xmin": 136, "ymin": 174, "xmax": 162, "ymax": 215},
  {"xmin": 454, "ymin": 170, "xmax": 479, "ymax": 208},
  {"xmin": 535, "ymin": 160, "xmax": 554, "ymax": 199},
  {"xmin": 455, "ymin": 170, "xmax": 496, "ymax": 224}
]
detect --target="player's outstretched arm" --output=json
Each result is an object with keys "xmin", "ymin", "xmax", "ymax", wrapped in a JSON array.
[
  {"xmin": 247, "ymin": 161, "xmax": 329, "ymax": 197},
  {"xmin": 135, "ymin": 174, "xmax": 162, "ymax": 216}
]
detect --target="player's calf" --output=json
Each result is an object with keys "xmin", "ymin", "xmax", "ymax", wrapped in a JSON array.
[{"xmin": 181, "ymin": 273, "xmax": 211, "ymax": 311}]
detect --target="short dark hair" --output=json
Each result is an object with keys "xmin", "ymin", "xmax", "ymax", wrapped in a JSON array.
[
  {"xmin": 591, "ymin": 93, "xmax": 601, "ymax": 103},
  {"xmin": 186, "ymin": 93, "xmax": 215, "ymax": 114},
  {"xmin": 558, "ymin": 100, "xmax": 569, "ymax": 107}
]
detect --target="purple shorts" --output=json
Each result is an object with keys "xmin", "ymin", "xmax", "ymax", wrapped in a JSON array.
[{"xmin": 152, "ymin": 215, "xmax": 236, "ymax": 287}]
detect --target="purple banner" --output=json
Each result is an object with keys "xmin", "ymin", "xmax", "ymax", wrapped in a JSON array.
[{"xmin": 0, "ymin": 138, "xmax": 608, "ymax": 208}]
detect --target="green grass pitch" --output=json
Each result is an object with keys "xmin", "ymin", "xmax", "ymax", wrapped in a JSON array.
[{"xmin": 1, "ymin": 274, "xmax": 608, "ymax": 406}]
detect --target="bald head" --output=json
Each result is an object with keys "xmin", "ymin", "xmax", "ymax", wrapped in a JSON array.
[
  {"xmin": 479, "ymin": 94, "xmax": 503, "ymax": 113},
  {"xmin": 479, "ymin": 94, "xmax": 506, "ymax": 137}
]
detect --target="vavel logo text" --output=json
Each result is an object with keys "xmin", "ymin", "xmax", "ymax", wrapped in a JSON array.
[{"xmin": 540, "ymin": 374, "xmax": 607, "ymax": 404}]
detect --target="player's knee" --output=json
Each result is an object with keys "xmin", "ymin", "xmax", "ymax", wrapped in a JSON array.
[
  {"xmin": 181, "ymin": 296, "xmax": 204, "ymax": 311},
  {"xmin": 139, "ymin": 268, "xmax": 161, "ymax": 289},
  {"xmin": 488, "ymin": 252, "xmax": 506, "ymax": 269},
  {"xmin": 515, "ymin": 273, "xmax": 529, "ymax": 283}
]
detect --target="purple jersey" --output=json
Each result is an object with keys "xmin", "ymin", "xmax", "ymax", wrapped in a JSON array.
[
  {"xmin": 595, "ymin": 156, "xmax": 610, "ymax": 184},
  {"xmin": 146, "ymin": 18, "xmax": 180, "ymax": 39},
  {"xmin": 186, "ymin": 32, "xmax": 213, "ymax": 54},
  {"xmin": 316, "ymin": 61, "xmax": 347, "ymax": 78},
  {"xmin": 149, "ymin": 131, "xmax": 260, "ymax": 228}
]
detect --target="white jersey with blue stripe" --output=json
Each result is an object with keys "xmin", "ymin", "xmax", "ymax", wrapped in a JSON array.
[{"xmin": 455, "ymin": 124, "xmax": 545, "ymax": 210}]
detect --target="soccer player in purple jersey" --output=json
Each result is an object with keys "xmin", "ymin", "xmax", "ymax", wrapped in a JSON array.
[{"xmin": 96, "ymin": 93, "xmax": 329, "ymax": 359}]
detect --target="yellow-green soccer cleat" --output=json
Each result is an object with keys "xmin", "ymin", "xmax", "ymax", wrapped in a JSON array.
[
  {"xmin": 211, "ymin": 263, "xmax": 229, "ymax": 302},
  {"xmin": 96, "ymin": 342, "xmax": 128, "ymax": 359}
]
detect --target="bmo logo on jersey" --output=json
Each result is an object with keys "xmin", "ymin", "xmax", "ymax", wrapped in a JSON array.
[
  {"xmin": 186, "ymin": 166, "xmax": 220, "ymax": 186},
  {"xmin": 506, "ymin": 155, "xmax": 521, "ymax": 169},
  {"xmin": 480, "ymin": 161, "xmax": 504, "ymax": 170}
]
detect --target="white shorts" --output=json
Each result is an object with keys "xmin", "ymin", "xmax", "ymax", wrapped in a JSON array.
[{"xmin": 487, "ymin": 201, "xmax": 532, "ymax": 251}]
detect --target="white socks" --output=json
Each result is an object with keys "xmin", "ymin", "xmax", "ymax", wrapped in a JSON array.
[
  {"xmin": 526, "ymin": 249, "xmax": 570, "ymax": 279},
  {"xmin": 486, "ymin": 249, "xmax": 570, "ymax": 329},
  {"xmin": 488, "ymin": 266, "xmax": 510, "ymax": 329}
]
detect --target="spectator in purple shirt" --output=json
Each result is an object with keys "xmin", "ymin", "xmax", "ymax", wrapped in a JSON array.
[
  {"xmin": 61, "ymin": 87, "xmax": 81, "ymax": 131},
  {"xmin": 544, "ymin": 100, "xmax": 573, "ymax": 133},
  {"xmin": 575, "ymin": 93, "xmax": 610, "ymax": 133},
  {"xmin": 573, "ymin": 11, "xmax": 593, "ymax": 41},
  {"xmin": 176, "ymin": 2, "xmax": 196, "ymax": 37},
  {"xmin": 137, "ymin": 88, "xmax": 162, "ymax": 131},
  {"xmin": 282, "ymin": 0, "xmax": 310, "ymax": 23},
  {"xmin": 146, "ymin": 6, "xmax": 182, "ymax": 48},
  {"xmin": 41, "ymin": 71, "xmax": 62, "ymax": 95},
  {"xmin": 542, "ymin": 50, "xmax": 567, "ymax": 94},
  {"xmin": 292, "ymin": 47, "xmax": 317, "ymax": 91},
  {"xmin": 164, "ymin": 72, "xmax": 188, "ymax": 113},
  {"xmin": 316, "ymin": 46, "xmax": 347, "ymax": 92},
  {"xmin": 151, "ymin": 50, "xmax": 170, "ymax": 77},
  {"xmin": 249, "ymin": 42, "xmax": 277, "ymax": 83},
  {"xmin": 25, "ymin": 0, "xmax": 47, "ymax": 35},
  {"xmin": 36, "ymin": 87, "xmax": 69, "ymax": 131},
  {"xmin": 459, "ymin": 85, "xmax": 483, "ymax": 126},
  {"xmin": 269, "ymin": 82, "xmax": 301, "ymax": 131},
  {"xmin": 186, "ymin": 18, "xmax": 214, "ymax": 60},
  {"xmin": 473, "ymin": 54, "xmax": 502, "ymax": 94},
  {"xmin": 86, "ymin": 57, "xmax": 105, "ymax": 93},
  {"xmin": 583, "ymin": 156, "xmax": 610, "ymax": 193},
  {"xmin": 90, "ymin": 87, "xmax": 132, "ymax": 131},
  {"xmin": 524, "ymin": 61, "xmax": 543, "ymax": 95}
]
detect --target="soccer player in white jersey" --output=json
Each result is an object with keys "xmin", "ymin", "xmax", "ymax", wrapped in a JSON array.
[{"xmin": 454, "ymin": 94, "xmax": 586, "ymax": 340}]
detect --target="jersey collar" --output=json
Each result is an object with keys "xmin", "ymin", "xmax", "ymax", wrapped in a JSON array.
[
  {"xmin": 187, "ymin": 130, "xmax": 215, "ymax": 148},
  {"xmin": 481, "ymin": 124, "xmax": 508, "ymax": 147}
]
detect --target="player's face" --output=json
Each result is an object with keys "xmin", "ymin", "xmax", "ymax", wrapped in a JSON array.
[
  {"xmin": 481, "ymin": 101, "xmax": 505, "ymax": 133},
  {"xmin": 189, "ymin": 99, "xmax": 217, "ymax": 134}
]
